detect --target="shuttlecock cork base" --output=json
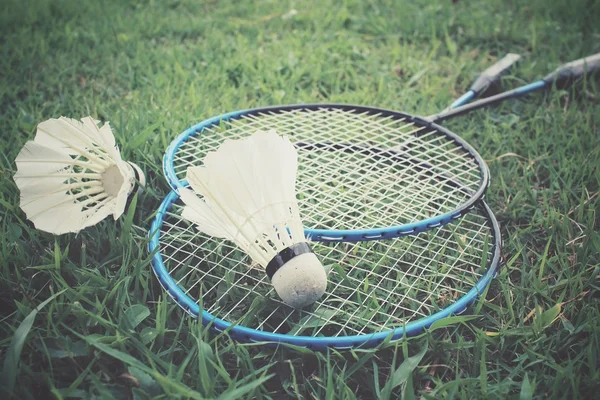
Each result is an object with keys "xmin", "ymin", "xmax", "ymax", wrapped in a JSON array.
[{"xmin": 266, "ymin": 243, "xmax": 327, "ymax": 308}]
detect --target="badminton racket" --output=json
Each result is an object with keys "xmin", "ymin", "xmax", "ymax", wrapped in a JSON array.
[
  {"xmin": 162, "ymin": 53, "xmax": 598, "ymax": 242},
  {"xmin": 149, "ymin": 188, "xmax": 501, "ymax": 350}
]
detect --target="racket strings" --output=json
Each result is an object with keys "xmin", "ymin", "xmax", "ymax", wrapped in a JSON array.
[
  {"xmin": 295, "ymin": 150, "xmax": 477, "ymax": 230},
  {"xmin": 306, "ymin": 218, "xmax": 488, "ymax": 337},
  {"xmin": 327, "ymin": 225, "xmax": 475, "ymax": 336},
  {"xmin": 157, "ymin": 202, "xmax": 493, "ymax": 337},
  {"xmin": 172, "ymin": 108, "xmax": 482, "ymax": 231}
]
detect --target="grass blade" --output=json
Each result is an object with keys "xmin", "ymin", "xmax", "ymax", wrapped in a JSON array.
[
  {"xmin": 380, "ymin": 342, "xmax": 428, "ymax": 397},
  {"xmin": 1, "ymin": 290, "xmax": 66, "ymax": 393},
  {"xmin": 75, "ymin": 332, "xmax": 205, "ymax": 399},
  {"xmin": 520, "ymin": 374, "xmax": 533, "ymax": 400}
]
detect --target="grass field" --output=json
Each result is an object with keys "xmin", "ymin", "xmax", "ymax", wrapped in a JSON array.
[{"xmin": 1, "ymin": 0, "xmax": 599, "ymax": 398}]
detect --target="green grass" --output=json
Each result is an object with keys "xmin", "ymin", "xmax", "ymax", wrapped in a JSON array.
[{"xmin": 1, "ymin": 0, "xmax": 599, "ymax": 398}]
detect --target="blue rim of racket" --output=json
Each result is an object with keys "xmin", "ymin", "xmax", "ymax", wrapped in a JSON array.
[
  {"xmin": 148, "ymin": 189, "xmax": 501, "ymax": 351},
  {"xmin": 163, "ymin": 104, "xmax": 490, "ymax": 242}
]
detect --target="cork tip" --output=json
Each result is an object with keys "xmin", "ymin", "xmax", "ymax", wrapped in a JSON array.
[{"xmin": 271, "ymin": 252, "xmax": 327, "ymax": 308}]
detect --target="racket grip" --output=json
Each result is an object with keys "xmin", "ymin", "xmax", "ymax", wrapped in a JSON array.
[
  {"xmin": 543, "ymin": 53, "xmax": 600, "ymax": 88},
  {"xmin": 470, "ymin": 53, "xmax": 521, "ymax": 95}
]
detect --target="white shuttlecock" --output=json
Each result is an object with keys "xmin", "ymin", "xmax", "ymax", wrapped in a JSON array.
[
  {"xmin": 13, "ymin": 116, "xmax": 145, "ymax": 235},
  {"xmin": 179, "ymin": 129, "xmax": 328, "ymax": 308}
]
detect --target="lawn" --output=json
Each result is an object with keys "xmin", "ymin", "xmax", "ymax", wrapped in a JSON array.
[{"xmin": 1, "ymin": 0, "xmax": 599, "ymax": 398}]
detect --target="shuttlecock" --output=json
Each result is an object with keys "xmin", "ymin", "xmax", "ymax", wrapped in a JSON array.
[
  {"xmin": 179, "ymin": 129, "xmax": 328, "ymax": 308},
  {"xmin": 13, "ymin": 116, "xmax": 145, "ymax": 235}
]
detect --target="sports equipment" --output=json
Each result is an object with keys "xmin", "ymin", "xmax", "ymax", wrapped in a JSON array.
[
  {"xmin": 149, "ymin": 78, "xmax": 508, "ymax": 349},
  {"xmin": 447, "ymin": 53, "xmax": 521, "ymax": 110},
  {"xmin": 178, "ymin": 129, "xmax": 327, "ymax": 308},
  {"xmin": 163, "ymin": 53, "xmax": 599, "ymax": 242},
  {"xmin": 14, "ymin": 116, "xmax": 145, "ymax": 234}
]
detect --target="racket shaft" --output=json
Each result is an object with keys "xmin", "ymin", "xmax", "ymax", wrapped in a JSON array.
[
  {"xmin": 448, "ymin": 90, "xmax": 475, "ymax": 109},
  {"xmin": 431, "ymin": 80, "xmax": 545, "ymax": 121},
  {"xmin": 431, "ymin": 53, "xmax": 600, "ymax": 122}
]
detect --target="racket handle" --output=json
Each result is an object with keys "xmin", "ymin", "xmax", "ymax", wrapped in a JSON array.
[
  {"xmin": 543, "ymin": 53, "xmax": 600, "ymax": 88},
  {"xmin": 430, "ymin": 53, "xmax": 600, "ymax": 122},
  {"xmin": 447, "ymin": 53, "xmax": 521, "ymax": 110},
  {"xmin": 470, "ymin": 53, "xmax": 521, "ymax": 95}
]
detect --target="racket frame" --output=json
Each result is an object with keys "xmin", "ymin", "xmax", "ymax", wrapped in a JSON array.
[
  {"xmin": 163, "ymin": 104, "xmax": 490, "ymax": 242},
  {"xmin": 149, "ymin": 189, "xmax": 501, "ymax": 350}
]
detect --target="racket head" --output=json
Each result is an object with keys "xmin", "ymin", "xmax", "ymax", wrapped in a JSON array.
[
  {"xmin": 149, "ymin": 188, "xmax": 501, "ymax": 351},
  {"xmin": 163, "ymin": 104, "xmax": 489, "ymax": 242}
]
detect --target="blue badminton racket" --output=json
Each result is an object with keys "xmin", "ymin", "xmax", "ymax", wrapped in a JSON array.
[
  {"xmin": 149, "ymin": 189, "xmax": 501, "ymax": 350},
  {"xmin": 162, "ymin": 53, "xmax": 599, "ymax": 242}
]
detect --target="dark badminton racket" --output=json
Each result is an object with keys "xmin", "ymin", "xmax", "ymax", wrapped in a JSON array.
[{"xmin": 162, "ymin": 53, "xmax": 598, "ymax": 242}]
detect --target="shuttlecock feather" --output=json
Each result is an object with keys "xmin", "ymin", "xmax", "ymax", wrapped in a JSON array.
[
  {"xmin": 180, "ymin": 129, "xmax": 328, "ymax": 308},
  {"xmin": 13, "ymin": 116, "xmax": 145, "ymax": 235}
]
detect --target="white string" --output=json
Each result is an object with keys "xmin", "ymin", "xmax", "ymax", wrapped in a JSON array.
[
  {"xmin": 157, "ymin": 199, "xmax": 493, "ymax": 337},
  {"xmin": 170, "ymin": 108, "xmax": 481, "ymax": 231}
]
